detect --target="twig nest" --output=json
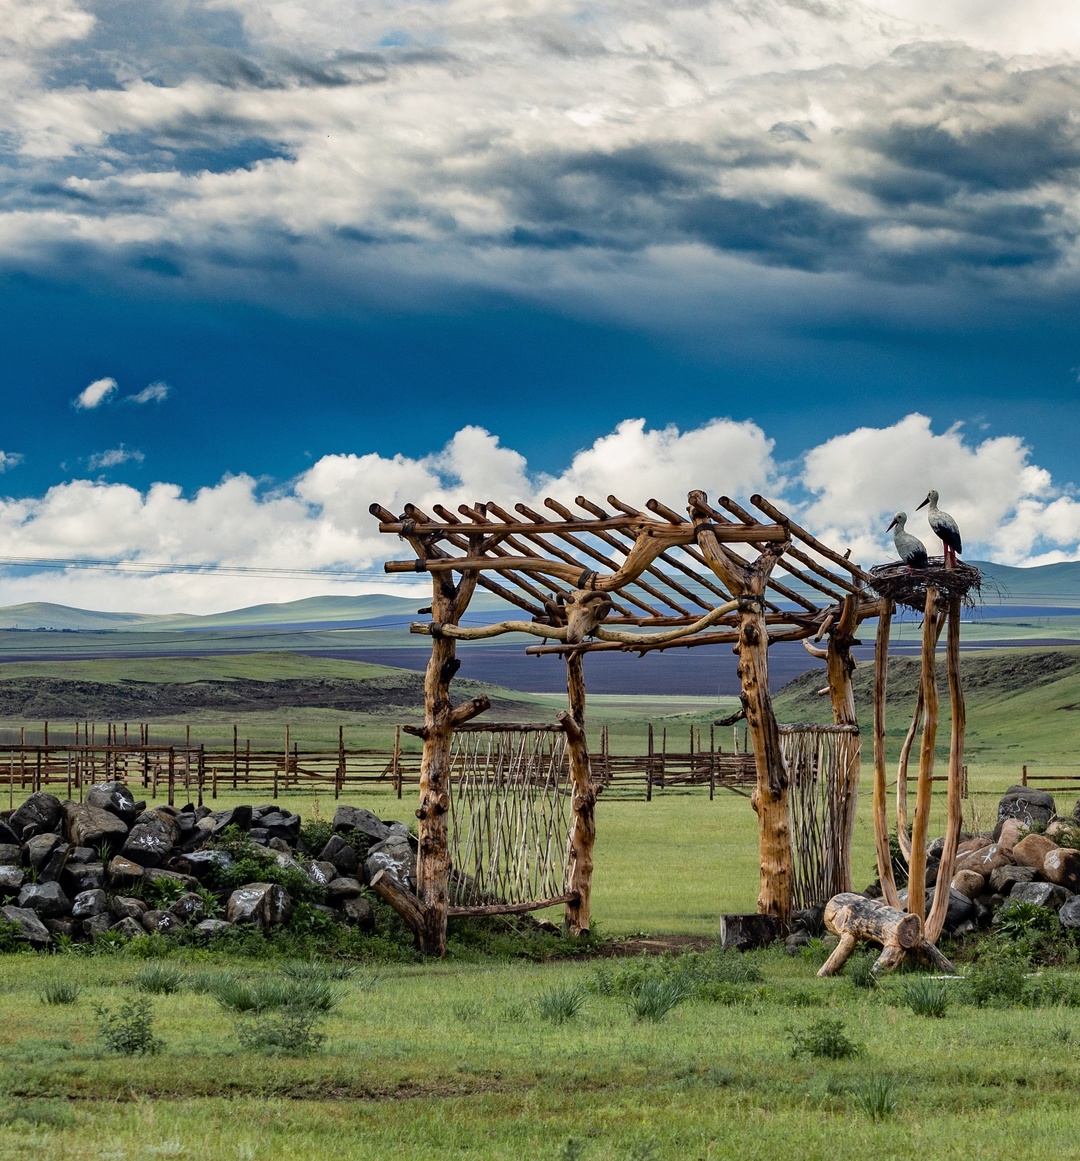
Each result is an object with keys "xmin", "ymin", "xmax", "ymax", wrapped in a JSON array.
[{"xmin": 868, "ymin": 560, "xmax": 981, "ymax": 612}]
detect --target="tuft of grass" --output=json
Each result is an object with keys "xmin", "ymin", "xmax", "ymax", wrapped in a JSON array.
[
  {"xmin": 0, "ymin": 1098, "xmax": 75, "ymax": 1127},
  {"xmin": 236, "ymin": 1007, "xmax": 327, "ymax": 1056},
  {"xmin": 536, "ymin": 984, "xmax": 586, "ymax": 1025},
  {"xmin": 39, "ymin": 980, "xmax": 81, "ymax": 1005},
  {"xmin": 627, "ymin": 977, "xmax": 691, "ymax": 1022},
  {"xmin": 787, "ymin": 1015, "xmax": 861, "ymax": 1060},
  {"xmin": 207, "ymin": 974, "xmax": 343, "ymax": 1014},
  {"xmin": 280, "ymin": 958, "xmax": 357, "ymax": 982},
  {"xmin": 854, "ymin": 1076, "xmax": 898, "ymax": 1119},
  {"xmin": 133, "ymin": 964, "xmax": 185, "ymax": 995},
  {"xmin": 846, "ymin": 952, "xmax": 879, "ymax": 991},
  {"xmin": 901, "ymin": 975, "xmax": 951, "ymax": 1018}
]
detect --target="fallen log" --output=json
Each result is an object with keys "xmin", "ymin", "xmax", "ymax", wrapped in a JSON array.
[{"xmin": 816, "ymin": 892, "xmax": 956, "ymax": 977}]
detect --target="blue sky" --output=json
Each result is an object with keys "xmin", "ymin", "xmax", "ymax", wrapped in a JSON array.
[{"xmin": 1, "ymin": 0, "xmax": 1079, "ymax": 611}]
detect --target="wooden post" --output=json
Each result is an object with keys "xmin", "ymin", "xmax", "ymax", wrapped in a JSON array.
[
  {"xmin": 689, "ymin": 491, "xmax": 793, "ymax": 923},
  {"xmin": 392, "ymin": 724, "xmax": 402, "ymax": 800},
  {"xmin": 825, "ymin": 596, "xmax": 861, "ymax": 892},
  {"xmin": 232, "ymin": 724, "xmax": 238, "ymax": 790},
  {"xmin": 709, "ymin": 725, "xmax": 716, "ymax": 801},
  {"xmin": 908, "ymin": 587, "xmax": 943, "ymax": 923},
  {"xmin": 562, "ymin": 645, "xmax": 597, "ymax": 937},
  {"xmin": 197, "ymin": 746, "xmax": 205, "ymax": 808},
  {"xmin": 1022, "ymin": 764, "xmax": 1028, "ymax": 787},
  {"xmin": 925, "ymin": 596, "xmax": 966, "ymax": 943},
  {"xmin": 167, "ymin": 747, "xmax": 175, "ymax": 807},
  {"xmin": 872, "ymin": 600, "xmax": 902, "ymax": 908}
]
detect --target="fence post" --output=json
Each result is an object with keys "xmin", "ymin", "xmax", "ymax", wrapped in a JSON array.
[
  {"xmin": 709, "ymin": 725, "xmax": 716, "ymax": 801},
  {"xmin": 232, "ymin": 724, "xmax": 238, "ymax": 790},
  {"xmin": 1022, "ymin": 764, "xmax": 1028, "ymax": 787},
  {"xmin": 197, "ymin": 746, "xmax": 205, "ymax": 808},
  {"xmin": 167, "ymin": 747, "xmax": 175, "ymax": 807},
  {"xmin": 336, "ymin": 725, "xmax": 345, "ymax": 799},
  {"xmin": 393, "ymin": 725, "xmax": 402, "ymax": 800}
]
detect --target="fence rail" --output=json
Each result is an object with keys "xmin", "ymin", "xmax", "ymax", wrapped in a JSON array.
[{"xmin": 1021, "ymin": 764, "xmax": 1080, "ymax": 797}]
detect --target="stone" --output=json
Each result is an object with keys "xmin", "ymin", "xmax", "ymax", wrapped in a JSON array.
[
  {"xmin": 951, "ymin": 869, "xmax": 985, "ymax": 899},
  {"xmin": 193, "ymin": 919, "xmax": 233, "ymax": 938},
  {"xmin": 327, "ymin": 876, "xmax": 364, "ymax": 902},
  {"xmin": 955, "ymin": 843, "xmax": 1013, "ymax": 877},
  {"xmin": 0, "ymin": 844, "xmax": 20, "ymax": 865},
  {"xmin": 111, "ymin": 895, "xmax": 147, "ymax": 920},
  {"xmin": 107, "ymin": 856, "xmax": 146, "ymax": 889},
  {"xmin": 17, "ymin": 881, "xmax": 70, "ymax": 919},
  {"xmin": 44, "ymin": 917, "xmax": 78, "ymax": 938},
  {"xmin": 70, "ymin": 888, "xmax": 108, "ymax": 920},
  {"xmin": 924, "ymin": 857, "xmax": 941, "ymax": 888},
  {"xmin": 62, "ymin": 861, "xmax": 105, "ymax": 895},
  {"xmin": 1012, "ymin": 833, "xmax": 1057, "ymax": 873},
  {"xmin": 210, "ymin": 804, "xmax": 252, "ymax": 834},
  {"xmin": 268, "ymin": 837, "xmax": 292, "ymax": 854},
  {"xmin": 1009, "ymin": 881, "xmax": 1073, "ymax": 911},
  {"xmin": 1042, "ymin": 847, "xmax": 1080, "ymax": 892},
  {"xmin": 0, "ymin": 904, "xmax": 50, "ymax": 946},
  {"xmin": 176, "ymin": 849, "xmax": 232, "ymax": 881},
  {"xmin": 9, "ymin": 792, "xmax": 62, "ymax": 839},
  {"xmin": 67, "ymin": 846, "xmax": 96, "ymax": 864},
  {"xmin": 0, "ymin": 819, "xmax": 20, "ymax": 846},
  {"xmin": 997, "ymin": 818, "xmax": 1026, "ymax": 854},
  {"xmin": 225, "ymin": 882, "xmax": 293, "ymax": 928},
  {"xmin": 82, "ymin": 913, "xmax": 112, "ymax": 939},
  {"xmin": 64, "ymin": 803, "xmax": 129, "ymax": 852},
  {"xmin": 318, "ymin": 834, "xmax": 359, "ymax": 876},
  {"xmin": 989, "ymin": 864, "xmax": 1036, "ymax": 894},
  {"xmin": 143, "ymin": 867, "xmax": 197, "ymax": 891},
  {"xmin": 258, "ymin": 811, "xmax": 300, "ymax": 845},
  {"xmin": 141, "ymin": 909, "xmax": 182, "ymax": 936},
  {"xmin": 110, "ymin": 916, "xmax": 146, "ymax": 939},
  {"xmin": 302, "ymin": 859, "xmax": 336, "ymax": 888},
  {"xmin": 718, "ymin": 913, "xmax": 786, "ymax": 951},
  {"xmin": 0, "ymin": 866, "xmax": 24, "ymax": 895},
  {"xmin": 247, "ymin": 828, "xmax": 269, "ymax": 845},
  {"xmin": 342, "ymin": 895, "xmax": 374, "ymax": 930},
  {"xmin": 38, "ymin": 843, "xmax": 72, "ymax": 884},
  {"xmin": 957, "ymin": 834, "xmax": 992, "ymax": 857},
  {"xmin": 1058, "ymin": 896, "xmax": 1080, "ymax": 929},
  {"xmin": 333, "ymin": 805, "xmax": 390, "ymax": 844},
  {"xmin": 24, "ymin": 832, "xmax": 63, "ymax": 870},
  {"xmin": 365, "ymin": 834, "xmax": 417, "ymax": 892},
  {"xmin": 785, "ymin": 931, "xmax": 813, "ymax": 955},
  {"xmin": 84, "ymin": 781, "xmax": 139, "ymax": 825},
  {"xmin": 121, "ymin": 809, "xmax": 180, "ymax": 867},
  {"xmin": 995, "ymin": 785, "xmax": 1056, "ymax": 837},
  {"xmin": 169, "ymin": 893, "xmax": 206, "ymax": 924},
  {"xmin": 899, "ymin": 886, "xmax": 975, "ymax": 932}
]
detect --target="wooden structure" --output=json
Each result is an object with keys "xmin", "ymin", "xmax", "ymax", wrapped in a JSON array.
[
  {"xmin": 372, "ymin": 491, "xmax": 883, "ymax": 955},
  {"xmin": 819, "ymin": 559, "xmax": 979, "ymax": 976}
]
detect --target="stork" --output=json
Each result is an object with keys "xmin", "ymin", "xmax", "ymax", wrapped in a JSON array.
[
  {"xmin": 916, "ymin": 489, "xmax": 962, "ymax": 568},
  {"xmin": 886, "ymin": 511, "xmax": 928, "ymax": 570}
]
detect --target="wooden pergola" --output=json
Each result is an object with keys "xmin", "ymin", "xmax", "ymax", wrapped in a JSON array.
[{"xmin": 370, "ymin": 490, "xmax": 883, "ymax": 955}]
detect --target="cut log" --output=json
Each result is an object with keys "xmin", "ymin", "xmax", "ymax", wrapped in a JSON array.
[
  {"xmin": 368, "ymin": 869, "xmax": 424, "ymax": 937},
  {"xmin": 719, "ymin": 913, "xmax": 787, "ymax": 951},
  {"xmin": 817, "ymin": 892, "xmax": 955, "ymax": 977}
]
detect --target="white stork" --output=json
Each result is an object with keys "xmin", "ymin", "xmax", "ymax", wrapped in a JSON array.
[
  {"xmin": 916, "ymin": 489, "xmax": 962, "ymax": 567},
  {"xmin": 886, "ymin": 511, "xmax": 928, "ymax": 570}
]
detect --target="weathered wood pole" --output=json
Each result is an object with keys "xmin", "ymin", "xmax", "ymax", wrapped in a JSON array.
[
  {"xmin": 908, "ymin": 586, "xmax": 943, "ymax": 922},
  {"xmin": 925, "ymin": 595, "xmax": 966, "ymax": 943},
  {"xmin": 825, "ymin": 595, "xmax": 860, "ymax": 892},
  {"xmin": 872, "ymin": 599, "xmax": 902, "ymax": 908},
  {"xmin": 561, "ymin": 651, "xmax": 595, "ymax": 936}
]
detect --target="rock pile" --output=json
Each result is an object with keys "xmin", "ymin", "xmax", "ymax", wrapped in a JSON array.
[
  {"xmin": 862, "ymin": 785, "xmax": 1080, "ymax": 935},
  {"xmin": 0, "ymin": 785, "xmax": 417, "ymax": 948}
]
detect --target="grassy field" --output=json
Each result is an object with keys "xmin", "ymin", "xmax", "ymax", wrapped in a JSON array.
[{"xmin": 1, "ymin": 943, "xmax": 1080, "ymax": 1160}]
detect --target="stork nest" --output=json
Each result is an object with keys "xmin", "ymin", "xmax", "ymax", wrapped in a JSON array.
[{"xmin": 868, "ymin": 560, "xmax": 982, "ymax": 613}]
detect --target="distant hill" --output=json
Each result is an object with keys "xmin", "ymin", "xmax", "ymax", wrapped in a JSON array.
[{"xmin": 973, "ymin": 560, "xmax": 1080, "ymax": 606}]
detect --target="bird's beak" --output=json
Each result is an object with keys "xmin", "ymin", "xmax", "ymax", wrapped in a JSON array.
[
  {"xmin": 886, "ymin": 516, "xmax": 898, "ymax": 532},
  {"xmin": 915, "ymin": 495, "xmax": 930, "ymax": 511}
]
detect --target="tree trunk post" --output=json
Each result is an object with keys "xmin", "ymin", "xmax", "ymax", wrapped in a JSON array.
[
  {"xmin": 825, "ymin": 595, "xmax": 860, "ymax": 892},
  {"xmin": 872, "ymin": 599, "xmax": 902, "ymax": 908},
  {"xmin": 561, "ymin": 650, "xmax": 595, "ymax": 936},
  {"xmin": 908, "ymin": 586, "xmax": 944, "ymax": 923}
]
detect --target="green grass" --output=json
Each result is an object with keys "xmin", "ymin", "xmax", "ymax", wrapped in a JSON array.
[{"xmin": 2, "ymin": 951, "xmax": 1080, "ymax": 1159}]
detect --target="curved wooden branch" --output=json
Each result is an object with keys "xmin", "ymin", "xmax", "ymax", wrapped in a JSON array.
[
  {"xmin": 802, "ymin": 638, "xmax": 829, "ymax": 660},
  {"xmin": 873, "ymin": 600, "xmax": 902, "ymax": 908}
]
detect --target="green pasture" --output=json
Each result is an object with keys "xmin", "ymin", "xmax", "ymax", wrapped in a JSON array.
[{"xmin": 2, "ymin": 945, "xmax": 1080, "ymax": 1160}]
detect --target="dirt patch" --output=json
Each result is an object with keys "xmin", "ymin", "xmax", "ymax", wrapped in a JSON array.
[{"xmin": 598, "ymin": 935, "xmax": 715, "ymax": 957}]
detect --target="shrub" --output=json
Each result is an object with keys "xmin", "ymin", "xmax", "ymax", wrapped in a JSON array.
[
  {"xmin": 587, "ymin": 951, "xmax": 761, "ymax": 1002},
  {"xmin": 208, "ymin": 974, "xmax": 343, "ymax": 1015},
  {"xmin": 963, "ymin": 956, "xmax": 1028, "ymax": 1007},
  {"xmin": 628, "ymin": 977, "xmax": 691, "ymax": 1022},
  {"xmin": 787, "ymin": 1016, "xmax": 861, "ymax": 1060},
  {"xmin": 207, "ymin": 826, "xmax": 324, "ymax": 903},
  {"xmin": 133, "ymin": 964, "xmax": 185, "ymax": 995},
  {"xmin": 854, "ymin": 1076, "xmax": 897, "ymax": 1120},
  {"xmin": 298, "ymin": 818, "xmax": 334, "ymax": 855},
  {"xmin": 847, "ymin": 952, "xmax": 879, "ymax": 991},
  {"xmin": 94, "ymin": 997, "xmax": 163, "ymax": 1056},
  {"xmin": 141, "ymin": 876, "xmax": 189, "ymax": 910},
  {"xmin": 236, "ymin": 1007, "xmax": 326, "ymax": 1055},
  {"xmin": 536, "ymin": 984, "xmax": 586, "ymax": 1025},
  {"xmin": 900, "ymin": 976, "xmax": 950, "ymax": 1018},
  {"xmin": 40, "ymin": 980, "xmax": 81, "ymax": 1005},
  {"xmin": 996, "ymin": 900, "xmax": 1059, "ymax": 941},
  {"xmin": 0, "ymin": 918, "xmax": 27, "ymax": 955},
  {"xmin": 0, "ymin": 1099, "xmax": 75, "ymax": 1128}
]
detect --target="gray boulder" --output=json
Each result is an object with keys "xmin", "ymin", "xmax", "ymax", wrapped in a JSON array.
[
  {"xmin": 111, "ymin": 895, "xmax": 147, "ymax": 920},
  {"xmin": 121, "ymin": 809, "xmax": 180, "ymax": 867},
  {"xmin": 989, "ymin": 864, "xmax": 1036, "ymax": 894},
  {"xmin": 67, "ymin": 846, "xmax": 96, "ymax": 864},
  {"xmin": 169, "ymin": 893, "xmax": 206, "ymax": 924},
  {"xmin": 176, "ymin": 849, "xmax": 233, "ymax": 881},
  {"xmin": 141, "ymin": 909, "xmax": 182, "ymax": 936},
  {"xmin": 0, "ymin": 905, "xmax": 50, "ymax": 946},
  {"xmin": 82, "ymin": 913, "xmax": 112, "ymax": 939},
  {"xmin": 107, "ymin": 856, "xmax": 146, "ymax": 889},
  {"xmin": 0, "ymin": 819, "xmax": 20, "ymax": 846},
  {"xmin": 333, "ymin": 805, "xmax": 390, "ymax": 844},
  {"xmin": 1058, "ymin": 895, "xmax": 1080, "ymax": 929},
  {"xmin": 37, "ymin": 842, "xmax": 72, "ymax": 884},
  {"xmin": 110, "ymin": 916, "xmax": 146, "ymax": 939},
  {"xmin": 327, "ymin": 876, "xmax": 364, "ymax": 902},
  {"xmin": 258, "ymin": 811, "xmax": 300, "ymax": 845},
  {"xmin": 24, "ymin": 833, "xmax": 63, "ymax": 870},
  {"xmin": 1009, "ymin": 881, "xmax": 1074, "ymax": 911},
  {"xmin": 44, "ymin": 918, "xmax": 78, "ymax": 939},
  {"xmin": 193, "ymin": 918, "xmax": 233, "ymax": 938},
  {"xmin": 0, "ymin": 844, "xmax": 20, "ymax": 865},
  {"xmin": 225, "ymin": 882, "xmax": 293, "ymax": 928},
  {"xmin": 10, "ymin": 792, "xmax": 62, "ymax": 839},
  {"xmin": 342, "ymin": 895, "xmax": 375, "ymax": 930},
  {"xmin": 62, "ymin": 861, "xmax": 105, "ymax": 895},
  {"xmin": 17, "ymin": 881, "xmax": 70, "ymax": 918},
  {"xmin": 995, "ymin": 785, "xmax": 1056, "ymax": 838},
  {"xmin": 0, "ymin": 866, "xmax": 24, "ymax": 896},
  {"xmin": 64, "ymin": 803, "xmax": 129, "ymax": 851},
  {"xmin": 301, "ymin": 859, "xmax": 336, "ymax": 888},
  {"xmin": 70, "ymin": 888, "xmax": 108, "ymax": 920},
  {"xmin": 319, "ymin": 833, "xmax": 359, "ymax": 876},
  {"xmin": 365, "ymin": 834, "xmax": 417, "ymax": 892},
  {"xmin": 210, "ymin": 804, "xmax": 252, "ymax": 834},
  {"xmin": 85, "ymin": 781, "xmax": 139, "ymax": 825}
]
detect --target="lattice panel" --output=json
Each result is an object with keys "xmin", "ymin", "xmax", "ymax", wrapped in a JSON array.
[
  {"xmin": 781, "ymin": 726, "xmax": 860, "ymax": 911},
  {"xmin": 447, "ymin": 728, "xmax": 573, "ymax": 907}
]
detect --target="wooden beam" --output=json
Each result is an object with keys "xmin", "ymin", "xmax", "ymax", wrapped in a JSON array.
[
  {"xmin": 872, "ymin": 599, "xmax": 902, "ymax": 909},
  {"xmin": 448, "ymin": 892, "xmax": 576, "ymax": 918},
  {"xmin": 749, "ymin": 494, "xmax": 874, "ymax": 584}
]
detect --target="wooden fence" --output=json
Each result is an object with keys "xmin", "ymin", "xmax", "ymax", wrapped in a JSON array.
[{"xmin": 1021, "ymin": 764, "xmax": 1080, "ymax": 798}]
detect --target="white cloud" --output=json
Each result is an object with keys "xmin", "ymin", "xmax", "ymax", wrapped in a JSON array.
[
  {"xmin": 0, "ymin": 414, "xmax": 1076, "ymax": 614},
  {"xmin": 72, "ymin": 377, "xmax": 117, "ymax": 410},
  {"xmin": 0, "ymin": 451, "xmax": 22, "ymax": 472},
  {"xmin": 126, "ymin": 381, "xmax": 169, "ymax": 405},
  {"xmin": 87, "ymin": 445, "xmax": 144, "ymax": 470}
]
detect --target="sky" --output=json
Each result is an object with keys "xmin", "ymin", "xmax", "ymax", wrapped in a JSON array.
[{"xmin": 2, "ymin": 0, "xmax": 1080, "ymax": 612}]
